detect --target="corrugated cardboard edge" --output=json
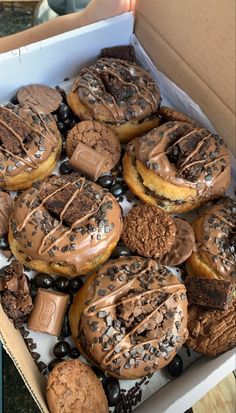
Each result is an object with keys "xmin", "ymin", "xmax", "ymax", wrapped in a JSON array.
[
  {"xmin": 0, "ymin": 307, "xmax": 49, "ymax": 413},
  {"xmin": 134, "ymin": 0, "xmax": 236, "ymax": 156}
]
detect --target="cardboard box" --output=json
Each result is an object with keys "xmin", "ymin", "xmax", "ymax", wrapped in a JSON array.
[{"xmin": 0, "ymin": 5, "xmax": 235, "ymax": 413}]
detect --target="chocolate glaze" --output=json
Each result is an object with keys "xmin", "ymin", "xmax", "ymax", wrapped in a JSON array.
[
  {"xmin": 193, "ymin": 197, "xmax": 236, "ymax": 282},
  {"xmin": 17, "ymin": 84, "xmax": 62, "ymax": 114},
  {"xmin": 128, "ymin": 121, "xmax": 231, "ymax": 204},
  {"xmin": 0, "ymin": 191, "xmax": 13, "ymax": 237},
  {"xmin": 0, "ymin": 104, "xmax": 60, "ymax": 187},
  {"xmin": 75, "ymin": 257, "xmax": 188, "ymax": 379},
  {"xmin": 71, "ymin": 58, "xmax": 161, "ymax": 124},
  {"xmin": 10, "ymin": 174, "xmax": 123, "ymax": 274}
]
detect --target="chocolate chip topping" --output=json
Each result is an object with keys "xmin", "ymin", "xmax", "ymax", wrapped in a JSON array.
[
  {"xmin": 0, "ymin": 260, "xmax": 33, "ymax": 328},
  {"xmin": 122, "ymin": 204, "xmax": 176, "ymax": 258},
  {"xmin": 193, "ymin": 197, "xmax": 236, "ymax": 281},
  {"xmin": 71, "ymin": 58, "xmax": 161, "ymax": 124},
  {"xmin": 74, "ymin": 257, "xmax": 188, "ymax": 379},
  {"xmin": 10, "ymin": 174, "xmax": 122, "ymax": 275}
]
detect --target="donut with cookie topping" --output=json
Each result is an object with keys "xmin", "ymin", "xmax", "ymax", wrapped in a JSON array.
[
  {"xmin": 8, "ymin": 174, "xmax": 123, "ymax": 277},
  {"xmin": 0, "ymin": 104, "xmax": 62, "ymax": 191},
  {"xmin": 186, "ymin": 197, "xmax": 236, "ymax": 283},
  {"xmin": 69, "ymin": 256, "xmax": 188, "ymax": 379},
  {"xmin": 67, "ymin": 58, "xmax": 161, "ymax": 143},
  {"xmin": 123, "ymin": 121, "xmax": 231, "ymax": 213}
]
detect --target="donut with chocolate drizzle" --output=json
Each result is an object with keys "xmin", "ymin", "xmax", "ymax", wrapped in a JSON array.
[
  {"xmin": 186, "ymin": 197, "xmax": 236, "ymax": 283},
  {"xmin": 69, "ymin": 257, "xmax": 188, "ymax": 379},
  {"xmin": 123, "ymin": 121, "xmax": 231, "ymax": 213},
  {"xmin": 67, "ymin": 58, "xmax": 162, "ymax": 143},
  {"xmin": 0, "ymin": 104, "xmax": 62, "ymax": 190},
  {"xmin": 9, "ymin": 174, "xmax": 123, "ymax": 277}
]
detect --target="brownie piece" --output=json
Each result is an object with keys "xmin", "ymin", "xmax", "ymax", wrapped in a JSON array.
[
  {"xmin": 40, "ymin": 181, "xmax": 97, "ymax": 226},
  {"xmin": 0, "ymin": 260, "xmax": 33, "ymax": 328},
  {"xmin": 185, "ymin": 276, "xmax": 233, "ymax": 310},
  {"xmin": 100, "ymin": 45, "xmax": 136, "ymax": 62}
]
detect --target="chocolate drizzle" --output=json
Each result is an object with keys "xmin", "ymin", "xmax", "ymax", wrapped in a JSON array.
[
  {"xmin": 193, "ymin": 197, "xmax": 236, "ymax": 281},
  {"xmin": 71, "ymin": 58, "xmax": 161, "ymax": 124},
  {"xmin": 10, "ymin": 174, "xmax": 123, "ymax": 274},
  {"xmin": 0, "ymin": 104, "xmax": 60, "ymax": 186},
  {"xmin": 76, "ymin": 257, "xmax": 188, "ymax": 379},
  {"xmin": 128, "ymin": 121, "xmax": 231, "ymax": 205}
]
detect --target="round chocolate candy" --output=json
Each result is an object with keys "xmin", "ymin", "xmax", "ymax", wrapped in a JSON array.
[
  {"xmin": 68, "ymin": 277, "xmax": 84, "ymax": 293},
  {"xmin": 97, "ymin": 175, "xmax": 115, "ymax": 189},
  {"xmin": 59, "ymin": 161, "xmax": 74, "ymax": 175},
  {"xmin": 70, "ymin": 348, "xmax": 80, "ymax": 359},
  {"xmin": 110, "ymin": 183, "xmax": 126, "ymax": 198},
  {"xmin": 0, "ymin": 235, "xmax": 9, "ymax": 250},
  {"xmin": 92, "ymin": 366, "xmax": 106, "ymax": 385},
  {"xmin": 104, "ymin": 377, "xmax": 121, "ymax": 407},
  {"xmin": 34, "ymin": 274, "xmax": 54, "ymax": 289},
  {"xmin": 167, "ymin": 354, "xmax": 184, "ymax": 377},
  {"xmin": 53, "ymin": 341, "xmax": 70, "ymax": 358},
  {"xmin": 58, "ymin": 102, "xmax": 71, "ymax": 121},
  {"xmin": 55, "ymin": 276, "xmax": 69, "ymax": 292}
]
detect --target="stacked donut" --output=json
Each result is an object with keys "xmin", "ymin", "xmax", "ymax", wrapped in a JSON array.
[{"xmin": 0, "ymin": 46, "xmax": 235, "ymax": 413}]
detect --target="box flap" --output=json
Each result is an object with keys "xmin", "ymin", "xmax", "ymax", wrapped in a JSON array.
[{"xmin": 135, "ymin": 0, "xmax": 236, "ymax": 155}]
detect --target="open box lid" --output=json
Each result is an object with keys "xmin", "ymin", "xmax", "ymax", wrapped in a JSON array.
[{"xmin": 134, "ymin": 0, "xmax": 236, "ymax": 156}]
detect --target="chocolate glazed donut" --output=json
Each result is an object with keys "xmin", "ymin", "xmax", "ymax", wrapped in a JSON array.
[
  {"xmin": 186, "ymin": 197, "xmax": 236, "ymax": 283},
  {"xmin": 67, "ymin": 58, "xmax": 161, "ymax": 143},
  {"xmin": 69, "ymin": 257, "xmax": 188, "ymax": 379},
  {"xmin": 123, "ymin": 121, "xmax": 231, "ymax": 213},
  {"xmin": 0, "ymin": 104, "xmax": 62, "ymax": 191},
  {"xmin": 9, "ymin": 174, "xmax": 123, "ymax": 277}
]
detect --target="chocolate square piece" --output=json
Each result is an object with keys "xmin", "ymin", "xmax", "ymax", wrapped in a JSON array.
[
  {"xmin": 27, "ymin": 288, "xmax": 69, "ymax": 336},
  {"xmin": 185, "ymin": 276, "xmax": 233, "ymax": 310}
]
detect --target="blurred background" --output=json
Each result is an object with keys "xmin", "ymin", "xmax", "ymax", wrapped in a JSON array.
[{"xmin": 0, "ymin": 0, "xmax": 90, "ymax": 37}]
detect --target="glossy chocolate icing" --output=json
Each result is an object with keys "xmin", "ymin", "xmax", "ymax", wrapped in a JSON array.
[
  {"xmin": 193, "ymin": 197, "xmax": 236, "ymax": 282},
  {"xmin": 128, "ymin": 121, "xmax": 231, "ymax": 203},
  {"xmin": 10, "ymin": 175, "xmax": 123, "ymax": 274},
  {"xmin": 0, "ymin": 104, "xmax": 60, "ymax": 187},
  {"xmin": 76, "ymin": 257, "xmax": 188, "ymax": 379},
  {"xmin": 71, "ymin": 58, "xmax": 161, "ymax": 124}
]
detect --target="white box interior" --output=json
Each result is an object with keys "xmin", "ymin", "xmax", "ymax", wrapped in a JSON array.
[{"xmin": 0, "ymin": 12, "xmax": 235, "ymax": 413}]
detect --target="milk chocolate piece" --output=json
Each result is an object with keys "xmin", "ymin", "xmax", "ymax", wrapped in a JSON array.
[
  {"xmin": 69, "ymin": 142, "xmax": 106, "ymax": 181},
  {"xmin": 185, "ymin": 276, "xmax": 233, "ymax": 310},
  {"xmin": 27, "ymin": 288, "xmax": 69, "ymax": 336}
]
